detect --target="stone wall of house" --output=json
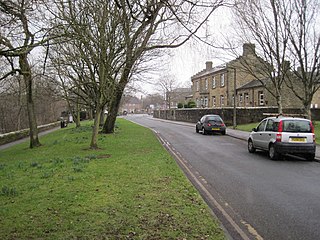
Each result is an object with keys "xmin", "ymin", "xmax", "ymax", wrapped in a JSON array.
[{"xmin": 153, "ymin": 107, "xmax": 320, "ymax": 126}]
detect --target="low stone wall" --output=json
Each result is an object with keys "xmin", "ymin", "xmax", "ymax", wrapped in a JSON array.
[
  {"xmin": 153, "ymin": 107, "xmax": 320, "ymax": 126},
  {"xmin": 0, "ymin": 121, "xmax": 60, "ymax": 146}
]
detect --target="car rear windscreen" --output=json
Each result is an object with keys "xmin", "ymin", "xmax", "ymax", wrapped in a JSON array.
[{"xmin": 282, "ymin": 120, "xmax": 312, "ymax": 133}]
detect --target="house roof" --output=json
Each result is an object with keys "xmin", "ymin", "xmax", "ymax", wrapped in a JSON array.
[
  {"xmin": 191, "ymin": 64, "xmax": 226, "ymax": 79},
  {"xmin": 237, "ymin": 78, "xmax": 268, "ymax": 90}
]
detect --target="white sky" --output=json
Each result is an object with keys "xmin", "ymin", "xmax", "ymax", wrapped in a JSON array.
[{"xmin": 138, "ymin": 6, "xmax": 234, "ymax": 96}]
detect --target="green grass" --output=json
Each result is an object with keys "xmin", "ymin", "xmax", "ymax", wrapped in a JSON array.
[
  {"xmin": 236, "ymin": 121, "xmax": 320, "ymax": 144},
  {"xmin": 0, "ymin": 119, "xmax": 225, "ymax": 239}
]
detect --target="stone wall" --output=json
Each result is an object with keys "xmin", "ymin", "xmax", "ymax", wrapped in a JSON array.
[{"xmin": 153, "ymin": 107, "xmax": 320, "ymax": 125}]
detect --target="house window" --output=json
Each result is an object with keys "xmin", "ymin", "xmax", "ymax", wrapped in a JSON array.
[
  {"xmin": 245, "ymin": 93, "xmax": 249, "ymax": 106},
  {"xmin": 205, "ymin": 78, "xmax": 208, "ymax": 90},
  {"xmin": 196, "ymin": 81, "xmax": 199, "ymax": 91},
  {"xmin": 212, "ymin": 96, "xmax": 216, "ymax": 107},
  {"xmin": 239, "ymin": 93, "xmax": 243, "ymax": 103},
  {"xmin": 212, "ymin": 76, "xmax": 216, "ymax": 88},
  {"xmin": 220, "ymin": 95, "xmax": 224, "ymax": 106},
  {"xmin": 204, "ymin": 97, "xmax": 208, "ymax": 107},
  {"xmin": 220, "ymin": 73, "xmax": 225, "ymax": 87},
  {"xmin": 196, "ymin": 98, "xmax": 199, "ymax": 107},
  {"xmin": 258, "ymin": 91, "xmax": 264, "ymax": 105}
]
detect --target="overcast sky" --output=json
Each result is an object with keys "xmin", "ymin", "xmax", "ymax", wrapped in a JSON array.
[{"xmin": 137, "ymin": 5, "xmax": 234, "ymax": 96}]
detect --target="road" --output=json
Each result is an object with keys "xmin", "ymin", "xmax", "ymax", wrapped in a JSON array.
[{"xmin": 126, "ymin": 114, "xmax": 320, "ymax": 240}]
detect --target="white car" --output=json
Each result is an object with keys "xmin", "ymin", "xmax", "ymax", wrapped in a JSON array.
[{"xmin": 248, "ymin": 116, "xmax": 316, "ymax": 161}]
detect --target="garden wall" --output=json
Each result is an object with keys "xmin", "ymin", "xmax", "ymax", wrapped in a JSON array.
[
  {"xmin": 0, "ymin": 121, "xmax": 60, "ymax": 146},
  {"xmin": 153, "ymin": 107, "xmax": 320, "ymax": 126}
]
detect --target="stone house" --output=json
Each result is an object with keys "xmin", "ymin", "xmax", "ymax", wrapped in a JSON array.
[
  {"xmin": 166, "ymin": 87, "xmax": 193, "ymax": 109},
  {"xmin": 191, "ymin": 43, "xmax": 320, "ymax": 109}
]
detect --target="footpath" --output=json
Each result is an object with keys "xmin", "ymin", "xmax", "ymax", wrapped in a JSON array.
[{"xmin": 0, "ymin": 127, "xmax": 59, "ymax": 151}]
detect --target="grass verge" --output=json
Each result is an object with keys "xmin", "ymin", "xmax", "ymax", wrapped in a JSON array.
[
  {"xmin": 236, "ymin": 121, "xmax": 320, "ymax": 144},
  {"xmin": 0, "ymin": 119, "xmax": 225, "ymax": 239}
]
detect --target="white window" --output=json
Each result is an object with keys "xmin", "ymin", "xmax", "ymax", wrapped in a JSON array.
[
  {"xmin": 258, "ymin": 91, "xmax": 264, "ymax": 105},
  {"xmin": 212, "ymin": 76, "xmax": 216, "ymax": 88},
  {"xmin": 245, "ymin": 93, "xmax": 249, "ymax": 105},
  {"xmin": 220, "ymin": 95, "xmax": 224, "ymax": 106},
  {"xmin": 204, "ymin": 97, "xmax": 208, "ymax": 107},
  {"xmin": 239, "ymin": 93, "xmax": 243, "ymax": 103},
  {"xmin": 212, "ymin": 96, "xmax": 216, "ymax": 107},
  {"xmin": 196, "ymin": 81, "xmax": 199, "ymax": 91},
  {"xmin": 220, "ymin": 73, "xmax": 225, "ymax": 87},
  {"xmin": 205, "ymin": 78, "xmax": 208, "ymax": 90}
]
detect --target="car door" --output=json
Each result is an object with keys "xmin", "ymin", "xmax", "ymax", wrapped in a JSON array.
[
  {"xmin": 252, "ymin": 119, "xmax": 267, "ymax": 149},
  {"xmin": 260, "ymin": 119, "xmax": 276, "ymax": 149}
]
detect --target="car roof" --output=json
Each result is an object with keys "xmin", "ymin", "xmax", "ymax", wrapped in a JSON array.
[{"xmin": 264, "ymin": 116, "xmax": 310, "ymax": 121}]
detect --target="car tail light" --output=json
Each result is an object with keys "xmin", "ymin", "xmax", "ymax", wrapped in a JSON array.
[
  {"xmin": 313, "ymin": 134, "xmax": 316, "ymax": 143},
  {"xmin": 278, "ymin": 120, "xmax": 283, "ymax": 132},
  {"xmin": 276, "ymin": 133, "xmax": 282, "ymax": 142},
  {"xmin": 310, "ymin": 122, "xmax": 315, "ymax": 133},
  {"xmin": 221, "ymin": 123, "xmax": 225, "ymax": 127},
  {"xmin": 207, "ymin": 123, "xmax": 211, "ymax": 127}
]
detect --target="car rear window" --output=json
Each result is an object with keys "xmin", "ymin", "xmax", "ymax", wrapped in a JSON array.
[
  {"xmin": 282, "ymin": 120, "xmax": 312, "ymax": 133},
  {"xmin": 207, "ymin": 116, "xmax": 222, "ymax": 122}
]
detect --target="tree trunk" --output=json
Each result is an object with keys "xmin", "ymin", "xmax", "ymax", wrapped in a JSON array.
[
  {"xmin": 276, "ymin": 95, "xmax": 283, "ymax": 115},
  {"xmin": 100, "ymin": 105, "xmax": 105, "ymax": 127},
  {"xmin": 303, "ymin": 103, "xmax": 312, "ymax": 120},
  {"xmin": 75, "ymin": 99, "xmax": 81, "ymax": 128},
  {"xmin": 90, "ymin": 106, "xmax": 102, "ymax": 149},
  {"xmin": 19, "ymin": 54, "xmax": 41, "ymax": 148},
  {"xmin": 102, "ymin": 90, "xmax": 122, "ymax": 134}
]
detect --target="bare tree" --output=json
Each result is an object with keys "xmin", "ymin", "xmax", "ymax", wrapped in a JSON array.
[
  {"xmin": 52, "ymin": 0, "xmax": 224, "ymax": 149},
  {"xmin": 232, "ymin": 0, "xmax": 293, "ymax": 114},
  {"xmin": 232, "ymin": 0, "xmax": 320, "ymax": 117},
  {"xmin": 102, "ymin": 0, "xmax": 225, "ymax": 134},
  {"xmin": 282, "ymin": 0, "xmax": 320, "ymax": 118},
  {"xmin": 157, "ymin": 74, "xmax": 180, "ymax": 109},
  {"xmin": 0, "ymin": 0, "xmax": 56, "ymax": 147}
]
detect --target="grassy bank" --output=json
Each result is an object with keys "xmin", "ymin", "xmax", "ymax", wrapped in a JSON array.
[
  {"xmin": 0, "ymin": 119, "xmax": 225, "ymax": 239},
  {"xmin": 236, "ymin": 121, "xmax": 320, "ymax": 144}
]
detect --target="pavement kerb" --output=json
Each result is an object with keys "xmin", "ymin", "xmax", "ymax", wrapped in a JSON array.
[{"xmin": 148, "ymin": 117, "xmax": 320, "ymax": 162}]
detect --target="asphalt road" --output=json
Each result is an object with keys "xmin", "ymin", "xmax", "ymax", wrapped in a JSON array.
[{"xmin": 126, "ymin": 114, "xmax": 320, "ymax": 240}]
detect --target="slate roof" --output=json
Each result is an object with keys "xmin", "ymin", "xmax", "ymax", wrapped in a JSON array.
[
  {"xmin": 237, "ymin": 78, "xmax": 268, "ymax": 90},
  {"xmin": 191, "ymin": 64, "xmax": 226, "ymax": 79}
]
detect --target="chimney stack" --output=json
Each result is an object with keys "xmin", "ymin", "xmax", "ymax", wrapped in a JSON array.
[
  {"xmin": 206, "ymin": 61, "xmax": 213, "ymax": 70},
  {"xmin": 243, "ymin": 43, "xmax": 256, "ymax": 56}
]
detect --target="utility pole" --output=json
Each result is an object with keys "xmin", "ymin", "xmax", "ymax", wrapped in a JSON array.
[{"xmin": 228, "ymin": 66, "xmax": 237, "ymax": 129}]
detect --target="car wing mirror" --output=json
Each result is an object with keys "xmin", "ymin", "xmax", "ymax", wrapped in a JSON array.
[{"xmin": 252, "ymin": 128, "xmax": 257, "ymax": 132}]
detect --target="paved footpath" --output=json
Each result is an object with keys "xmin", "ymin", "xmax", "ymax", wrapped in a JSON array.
[{"xmin": 0, "ymin": 127, "xmax": 60, "ymax": 151}]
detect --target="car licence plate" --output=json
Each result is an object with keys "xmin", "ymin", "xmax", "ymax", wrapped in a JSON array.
[
  {"xmin": 290, "ymin": 137, "xmax": 307, "ymax": 142},
  {"xmin": 212, "ymin": 128, "xmax": 220, "ymax": 131}
]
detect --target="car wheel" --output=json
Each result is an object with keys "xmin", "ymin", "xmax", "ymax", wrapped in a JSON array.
[
  {"xmin": 202, "ymin": 127, "xmax": 207, "ymax": 135},
  {"xmin": 306, "ymin": 153, "xmax": 315, "ymax": 161},
  {"xmin": 269, "ymin": 144, "xmax": 281, "ymax": 160},
  {"xmin": 248, "ymin": 139, "xmax": 256, "ymax": 153},
  {"xmin": 221, "ymin": 130, "xmax": 226, "ymax": 135},
  {"xmin": 196, "ymin": 127, "xmax": 199, "ymax": 133}
]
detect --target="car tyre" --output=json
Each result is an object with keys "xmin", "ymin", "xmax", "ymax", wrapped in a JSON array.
[
  {"xmin": 202, "ymin": 127, "xmax": 207, "ymax": 135},
  {"xmin": 306, "ymin": 153, "xmax": 315, "ymax": 161},
  {"xmin": 196, "ymin": 127, "xmax": 199, "ymax": 133},
  {"xmin": 248, "ymin": 139, "xmax": 256, "ymax": 153},
  {"xmin": 269, "ymin": 144, "xmax": 281, "ymax": 160},
  {"xmin": 221, "ymin": 130, "xmax": 226, "ymax": 135}
]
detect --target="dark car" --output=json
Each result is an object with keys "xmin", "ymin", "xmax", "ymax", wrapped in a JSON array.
[{"xmin": 196, "ymin": 114, "xmax": 226, "ymax": 135}]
